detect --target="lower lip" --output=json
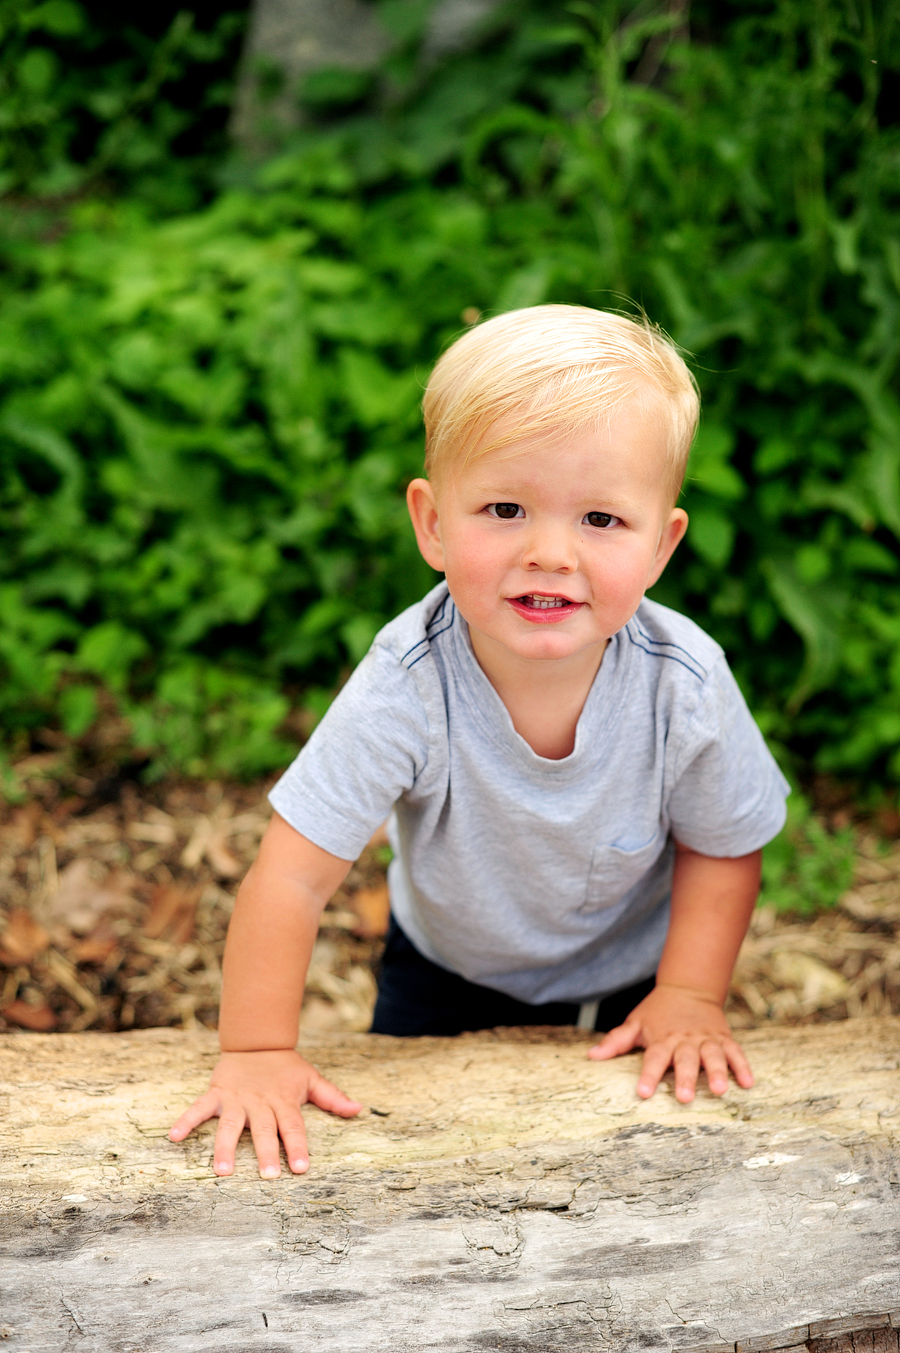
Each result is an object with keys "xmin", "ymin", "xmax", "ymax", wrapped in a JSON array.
[{"xmin": 507, "ymin": 597, "xmax": 583, "ymax": 624}]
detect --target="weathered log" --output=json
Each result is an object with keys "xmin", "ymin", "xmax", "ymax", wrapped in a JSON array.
[
  {"xmin": 230, "ymin": 0, "xmax": 501, "ymax": 146},
  {"xmin": 1, "ymin": 1018, "xmax": 899, "ymax": 1350}
]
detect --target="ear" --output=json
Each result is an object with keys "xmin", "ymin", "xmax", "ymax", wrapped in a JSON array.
[
  {"xmin": 646, "ymin": 507, "xmax": 688, "ymax": 588},
  {"xmin": 406, "ymin": 478, "xmax": 446, "ymax": 572}
]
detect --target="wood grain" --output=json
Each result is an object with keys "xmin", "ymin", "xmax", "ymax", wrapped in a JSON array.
[{"xmin": 1, "ymin": 1017, "xmax": 899, "ymax": 1351}]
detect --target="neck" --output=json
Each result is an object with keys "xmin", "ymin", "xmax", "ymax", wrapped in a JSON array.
[{"xmin": 467, "ymin": 628, "xmax": 608, "ymax": 760}]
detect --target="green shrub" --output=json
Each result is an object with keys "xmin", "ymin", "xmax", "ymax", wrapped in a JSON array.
[
  {"xmin": 0, "ymin": 0, "xmax": 898, "ymax": 783},
  {"xmin": 0, "ymin": 0, "xmax": 246, "ymax": 209},
  {"xmin": 760, "ymin": 795, "xmax": 857, "ymax": 915}
]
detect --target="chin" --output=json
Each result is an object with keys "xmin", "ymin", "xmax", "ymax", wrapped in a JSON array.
[{"xmin": 513, "ymin": 632, "xmax": 591, "ymax": 662}]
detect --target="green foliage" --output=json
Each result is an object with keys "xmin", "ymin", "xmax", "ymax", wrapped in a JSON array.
[
  {"xmin": 0, "ymin": 192, "xmax": 436, "ymax": 774},
  {"xmin": 760, "ymin": 797, "xmax": 857, "ymax": 915},
  {"xmin": 0, "ymin": 0, "xmax": 899, "ymax": 784},
  {"xmin": 0, "ymin": 0, "xmax": 246, "ymax": 209},
  {"xmin": 126, "ymin": 662, "xmax": 295, "ymax": 780}
]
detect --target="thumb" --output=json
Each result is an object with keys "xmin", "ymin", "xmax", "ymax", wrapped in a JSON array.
[
  {"xmin": 308, "ymin": 1072, "xmax": 363, "ymax": 1118},
  {"xmin": 588, "ymin": 1017, "xmax": 642, "ymax": 1061}
]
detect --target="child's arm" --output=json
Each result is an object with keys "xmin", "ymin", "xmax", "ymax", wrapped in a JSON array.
[
  {"xmin": 168, "ymin": 813, "xmax": 363, "ymax": 1177},
  {"xmin": 588, "ymin": 842, "xmax": 761, "ymax": 1101}
]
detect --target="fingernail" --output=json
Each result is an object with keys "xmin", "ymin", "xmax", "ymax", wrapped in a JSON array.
[
  {"xmin": 215, "ymin": 1162, "xmax": 232, "ymax": 1174},
  {"xmin": 260, "ymin": 1165, "xmax": 280, "ymax": 1179},
  {"xmin": 291, "ymin": 1159, "xmax": 308, "ymax": 1173}
]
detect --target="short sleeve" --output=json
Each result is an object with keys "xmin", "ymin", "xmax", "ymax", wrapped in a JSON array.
[
  {"xmin": 268, "ymin": 644, "xmax": 431, "ymax": 860},
  {"xmin": 667, "ymin": 658, "xmax": 789, "ymax": 856}
]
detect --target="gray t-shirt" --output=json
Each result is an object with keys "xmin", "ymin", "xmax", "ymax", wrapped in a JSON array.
[{"xmin": 270, "ymin": 582, "xmax": 789, "ymax": 1005}]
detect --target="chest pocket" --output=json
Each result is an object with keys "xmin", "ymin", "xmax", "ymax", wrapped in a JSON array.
[{"xmin": 580, "ymin": 835, "xmax": 668, "ymax": 914}]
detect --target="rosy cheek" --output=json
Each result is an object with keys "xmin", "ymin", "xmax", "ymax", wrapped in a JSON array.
[
  {"xmin": 442, "ymin": 530, "xmax": 503, "ymax": 594},
  {"xmin": 591, "ymin": 546, "xmax": 654, "ymax": 600}
]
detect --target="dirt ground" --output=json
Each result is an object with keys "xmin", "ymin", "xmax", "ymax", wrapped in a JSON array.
[{"xmin": 1, "ymin": 756, "xmax": 899, "ymax": 1037}]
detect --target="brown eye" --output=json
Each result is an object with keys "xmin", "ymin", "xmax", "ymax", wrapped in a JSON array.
[
  {"xmin": 491, "ymin": 503, "xmax": 522, "ymax": 519},
  {"xmin": 585, "ymin": 511, "xmax": 614, "ymax": 529}
]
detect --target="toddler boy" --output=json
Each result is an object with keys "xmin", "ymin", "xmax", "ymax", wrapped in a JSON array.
[{"xmin": 170, "ymin": 305, "xmax": 788, "ymax": 1179}]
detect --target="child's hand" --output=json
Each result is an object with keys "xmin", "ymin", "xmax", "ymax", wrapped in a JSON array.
[
  {"xmin": 587, "ymin": 984, "xmax": 754, "ymax": 1103},
  {"xmin": 168, "ymin": 1049, "xmax": 363, "ymax": 1178}
]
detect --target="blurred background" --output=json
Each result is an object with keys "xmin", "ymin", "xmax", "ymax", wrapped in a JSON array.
[{"xmin": 1, "ymin": 0, "xmax": 899, "ymax": 1037}]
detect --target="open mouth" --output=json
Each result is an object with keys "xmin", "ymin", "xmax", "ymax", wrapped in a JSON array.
[
  {"xmin": 508, "ymin": 593, "xmax": 582, "ymax": 622},
  {"xmin": 518, "ymin": 594, "xmax": 571, "ymax": 609}
]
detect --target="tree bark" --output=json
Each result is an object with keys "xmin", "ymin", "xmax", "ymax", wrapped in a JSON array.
[{"xmin": 231, "ymin": 0, "xmax": 501, "ymax": 148}]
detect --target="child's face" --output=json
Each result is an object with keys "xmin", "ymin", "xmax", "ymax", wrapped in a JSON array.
[{"xmin": 407, "ymin": 400, "xmax": 688, "ymax": 670}]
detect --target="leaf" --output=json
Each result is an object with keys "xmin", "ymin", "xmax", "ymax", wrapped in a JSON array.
[
  {"xmin": 300, "ymin": 67, "xmax": 375, "ymax": 112},
  {"xmin": 338, "ymin": 350, "xmax": 420, "ymax": 427},
  {"xmin": 463, "ymin": 104, "xmax": 555, "ymax": 185},
  {"xmin": 687, "ymin": 423, "xmax": 745, "ymax": 500},
  {"xmin": 58, "ymin": 684, "xmax": 97, "ymax": 737},
  {"xmin": 143, "ymin": 883, "xmax": 202, "ymax": 943},
  {"xmin": 1, "ymin": 1000, "xmax": 57, "ymax": 1032},
  {"xmin": 76, "ymin": 622, "xmax": 147, "ymax": 692},
  {"xmin": 687, "ymin": 504, "xmax": 735, "ymax": 568},
  {"xmin": 0, "ymin": 415, "xmax": 84, "ymax": 498},
  {"xmin": 0, "ymin": 909, "xmax": 50, "ymax": 965},
  {"xmin": 17, "ymin": 47, "xmax": 57, "ymax": 94},
  {"xmin": 340, "ymin": 614, "xmax": 382, "ymax": 664},
  {"xmin": 761, "ymin": 558, "xmax": 844, "ymax": 712},
  {"xmin": 843, "ymin": 538, "xmax": 898, "ymax": 575},
  {"xmin": 495, "ymin": 260, "xmax": 554, "ymax": 312},
  {"xmin": 866, "ymin": 438, "xmax": 900, "ymax": 541},
  {"xmin": 754, "ymin": 438, "xmax": 797, "ymax": 476},
  {"xmin": 794, "ymin": 544, "xmax": 830, "ymax": 586},
  {"xmin": 800, "ymin": 478, "xmax": 876, "ymax": 531},
  {"xmin": 44, "ymin": 860, "xmax": 136, "ymax": 936},
  {"xmin": 350, "ymin": 883, "xmax": 390, "ymax": 939},
  {"xmin": 28, "ymin": 1, "xmax": 85, "ymax": 36}
]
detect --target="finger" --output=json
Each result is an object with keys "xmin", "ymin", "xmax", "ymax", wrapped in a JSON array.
[
  {"xmin": 248, "ymin": 1105, "xmax": 284, "ymax": 1179},
  {"xmin": 723, "ymin": 1036, "xmax": 754, "ymax": 1089},
  {"xmin": 636, "ymin": 1042, "xmax": 676, "ymax": 1098},
  {"xmin": 274, "ymin": 1106, "xmax": 310, "ymax": 1174},
  {"xmin": 212, "ymin": 1103, "xmax": 249, "ymax": 1176},
  {"xmin": 169, "ymin": 1089, "xmax": 222, "ymax": 1141},
  {"xmin": 308, "ymin": 1072, "xmax": 363, "ymax": 1118},
  {"xmin": 587, "ymin": 1018, "xmax": 641, "ymax": 1061},
  {"xmin": 673, "ymin": 1042, "xmax": 701, "ymax": 1103},
  {"xmin": 699, "ymin": 1040, "xmax": 731, "ymax": 1096}
]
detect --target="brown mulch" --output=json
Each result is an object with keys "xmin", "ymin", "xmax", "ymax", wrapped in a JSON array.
[
  {"xmin": 727, "ymin": 832, "xmax": 900, "ymax": 1027},
  {"xmin": 0, "ymin": 761, "xmax": 389, "ymax": 1036},
  {"xmin": 1, "ymin": 758, "xmax": 899, "ymax": 1037}
]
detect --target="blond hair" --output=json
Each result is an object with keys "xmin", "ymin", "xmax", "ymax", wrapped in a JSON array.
[{"xmin": 423, "ymin": 305, "xmax": 699, "ymax": 499}]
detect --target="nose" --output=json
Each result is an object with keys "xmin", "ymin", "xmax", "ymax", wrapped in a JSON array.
[{"xmin": 521, "ymin": 520, "xmax": 577, "ymax": 574}]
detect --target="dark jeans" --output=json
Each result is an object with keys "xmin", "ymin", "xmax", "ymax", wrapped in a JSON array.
[{"xmin": 370, "ymin": 916, "xmax": 655, "ymax": 1037}]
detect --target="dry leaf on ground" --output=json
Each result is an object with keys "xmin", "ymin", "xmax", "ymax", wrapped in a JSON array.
[
  {"xmin": 0, "ymin": 774, "xmax": 387, "ymax": 1034},
  {"xmin": 1, "ymin": 998, "xmax": 57, "ymax": 1031},
  {"xmin": 40, "ymin": 858, "xmax": 137, "ymax": 937},
  {"xmin": 351, "ymin": 883, "xmax": 391, "ymax": 939},
  {"xmin": 143, "ymin": 883, "xmax": 203, "ymax": 944},
  {"xmin": 0, "ymin": 909, "xmax": 49, "ymax": 965}
]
